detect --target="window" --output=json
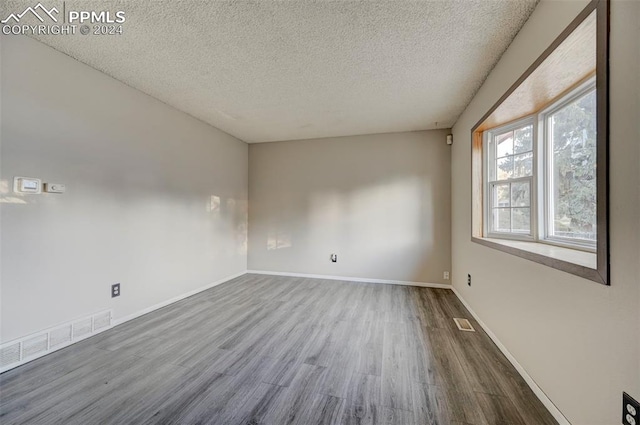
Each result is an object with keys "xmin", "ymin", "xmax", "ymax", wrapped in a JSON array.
[
  {"xmin": 470, "ymin": 0, "xmax": 609, "ymax": 285},
  {"xmin": 544, "ymin": 84, "xmax": 597, "ymax": 248},
  {"xmin": 485, "ymin": 120, "xmax": 534, "ymax": 238},
  {"xmin": 483, "ymin": 80, "xmax": 597, "ymax": 251}
]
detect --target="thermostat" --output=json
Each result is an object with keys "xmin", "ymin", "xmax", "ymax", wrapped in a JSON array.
[{"xmin": 13, "ymin": 177, "xmax": 41, "ymax": 194}]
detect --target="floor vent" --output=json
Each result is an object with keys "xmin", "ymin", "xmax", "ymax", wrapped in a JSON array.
[
  {"xmin": 454, "ymin": 317, "xmax": 475, "ymax": 332},
  {"xmin": 0, "ymin": 309, "xmax": 112, "ymax": 373},
  {"xmin": 93, "ymin": 311, "xmax": 112, "ymax": 331},
  {"xmin": 0, "ymin": 343, "xmax": 21, "ymax": 368},
  {"xmin": 22, "ymin": 334, "xmax": 48, "ymax": 359},
  {"xmin": 72, "ymin": 318, "xmax": 93, "ymax": 339},
  {"xmin": 50, "ymin": 325, "xmax": 73, "ymax": 349}
]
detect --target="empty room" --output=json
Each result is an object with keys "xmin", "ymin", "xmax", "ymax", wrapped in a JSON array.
[{"xmin": 0, "ymin": 0, "xmax": 638, "ymax": 424}]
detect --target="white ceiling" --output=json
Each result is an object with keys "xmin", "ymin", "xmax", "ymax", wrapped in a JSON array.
[{"xmin": 4, "ymin": 0, "xmax": 538, "ymax": 143}]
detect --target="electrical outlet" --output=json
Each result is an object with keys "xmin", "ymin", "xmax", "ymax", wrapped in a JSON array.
[
  {"xmin": 623, "ymin": 392, "xmax": 639, "ymax": 425},
  {"xmin": 330, "ymin": 254, "xmax": 337, "ymax": 263},
  {"xmin": 444, "ymin": 271, "xmax": 450, "ymax": 280},
  {"xmin": 111, "ymin": 283, "xmax": 120, "ymax": 298},
  {"xmin": 467, "ymin": 274, "xmax": 471, "ymax": 286}
]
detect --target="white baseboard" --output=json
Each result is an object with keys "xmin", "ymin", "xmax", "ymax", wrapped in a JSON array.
[
  {"xmin": 451, "ymin": 287, "xmax": 571, "ymax": 425},
  {"xmin": 0, "ymin": 310, "xmax": 114, "ymax": 374},
  {"xmin": 113, "ymin": 270, "xmax": 246, "ymax": 326},
  {"xmin": 246, "ymin": 270, "xmax": 451, "ymax": 289},
  {"xmin": 0, "ymin": 272, "xmax": 246, "ymax": 374}
]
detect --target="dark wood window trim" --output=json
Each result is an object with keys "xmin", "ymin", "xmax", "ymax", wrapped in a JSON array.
[{"xmin": 470, "ymin": 0, "xmax": 610, "ymax": 285}]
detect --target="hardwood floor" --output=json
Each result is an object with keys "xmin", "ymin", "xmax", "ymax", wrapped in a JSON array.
[{"xmin": 0, "ymin": 274, "xmax": 558, "ymax": 425}]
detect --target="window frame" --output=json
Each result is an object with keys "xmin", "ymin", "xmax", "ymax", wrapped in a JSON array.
[
  {"xmin": 540, "ymin": 78, "xmax": 598, "ymax": 252},
  {"xmin": 483, "ymin": 116, "xmax": 536, "ymax": 241},
  {"xmin": 482, "ymin": 79, "xmax": 598, "ymax": 252},
  {"xmin": 469, "ymin": 0, "xmax": 609, "ymax": 285}
]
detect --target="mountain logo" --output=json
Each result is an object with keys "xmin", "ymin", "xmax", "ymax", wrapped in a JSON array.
[{"xmin": 2, "ymin": 3, "xmax": 59, "ymax": 24}]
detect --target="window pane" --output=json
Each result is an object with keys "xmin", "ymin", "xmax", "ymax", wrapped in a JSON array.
[
  {"xmin": 493, "ymin": 208, "xmax": 511, "ymax": 232},
  {"xmin": 511, "ymin": 181, "xmax": 530, "ymax": 207},
  {"xmin": 549, "ymin": 89, "xmax": 597, "ymax": 241},
  {"xmin": 492, "ymin": 184, "xmax": 510, "ymax": 207},
  {"xmin": 512, "ymin": 208, "xmax": 531, "ymax": 233},
  {"xmin": 486, "ymin": 121, "xmax": 536, "ymax": 238},
  {"xmin": 513, "ymin": 152, "xmax": 533, "ymax": 177},
  {"xmin": 496, "ymin": 156, "xmax": 514, "ymax": 180},
  {"xmin": 496, "ymin": 131, "xmax": 513, "ymax": 158},
  {"xmin": 514, "ymin": 125, "xmax": 533, "ymax": 153}
]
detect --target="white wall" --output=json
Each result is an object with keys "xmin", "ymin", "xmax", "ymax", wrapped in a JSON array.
[
  {"xmin": 248, "ymin": 131, "xmax": 451, "ymax": 284},
  {"xmin": 0, "ymin": 36, "xmax": 248, "ymax": 343},
  {"xmin": 451, "ymin": 0, "xmax": 640, "ymax": 424}
]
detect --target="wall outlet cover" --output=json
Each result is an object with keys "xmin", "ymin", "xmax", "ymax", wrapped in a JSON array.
[
  {"xmin": 623, "ymin": 392, "xmax": 639, "ymax": 425},
  {"xmin": 111, "ymin": 283, "xmax": 120, "ymax": 298}
]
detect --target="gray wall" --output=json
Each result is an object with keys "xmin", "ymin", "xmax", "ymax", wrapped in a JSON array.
[
  {"xmin": 0, "ymin": 36, "xmax": 248, "ymax": 342},
  {"xmin": 248, "ymin": 131, "xmax": 451, "ymax": 284},
  {"xmin": 450, "ymin": 0, "xmax": 640, "ymax": 424}
]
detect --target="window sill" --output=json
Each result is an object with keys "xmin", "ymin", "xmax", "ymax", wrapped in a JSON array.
[{"xmin": 471, "ymin": 236, "xmax": 603, "ymax": 284}]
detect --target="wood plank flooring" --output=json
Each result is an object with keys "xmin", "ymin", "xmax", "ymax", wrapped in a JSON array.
[{"xmin": 0, "ymin": 274, "xmax": 558, "ymax": 425}]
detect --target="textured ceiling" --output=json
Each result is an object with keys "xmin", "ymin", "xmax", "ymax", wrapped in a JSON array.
[{"xmin": 2, "ymin": 0, "xmax": 538, "ymax": 143}]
